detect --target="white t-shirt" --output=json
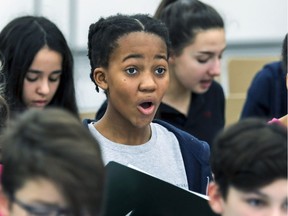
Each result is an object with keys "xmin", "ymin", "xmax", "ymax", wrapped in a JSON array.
[{"xmin": 88, "ymin": 122, "xmax": 188, "ymax": 189}]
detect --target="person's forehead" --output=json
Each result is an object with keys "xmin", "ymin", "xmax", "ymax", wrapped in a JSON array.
[
  {"xmin": 116, "ymin": 31, "xmax": 165, "ymax": 45},
  {"xmin": 109, "ymin": 32, "xmax": 168, "ymax": 60},
  {"xmin": 227, "ymin": 179, "xmax": 288, "ymax": 198}
]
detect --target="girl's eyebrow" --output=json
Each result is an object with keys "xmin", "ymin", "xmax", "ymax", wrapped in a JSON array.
[
  {"xmin": 155, "ymin": 54, "xmax": 168, "ymax": 61},
  {"xmin": 27, "ymin": 69, "xmax": 41, "ymax": 74},
  {"xmin": 122, "ymin": 54, "xmax": 143, "ymax": 62},
  {"xmin": 247, "ymin": 190, "xmax": 269, "ymax": 198},
  {"xmin": 197, "ymin": 51, "xmax": 214, "ymax": 55},
  {"xmin": 27, "ymin": 69, "xmax": 62, "ymax": 74},
  {"xmin": 122, "ymin": 54, "xmax": 168, "ymax": 62},
  {"xmin": 197, "ymin": 47, "xmax": 226, "ymax": 56}
]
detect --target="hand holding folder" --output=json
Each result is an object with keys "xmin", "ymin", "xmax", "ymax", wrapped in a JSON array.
[{"xmin": 102, "ymin": 161, "xmax": 219, "ymax": 216}]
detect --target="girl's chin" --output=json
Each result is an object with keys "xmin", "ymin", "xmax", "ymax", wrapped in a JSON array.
[
  {"xmin": 192, "ymin": 87, "xmax": 209, "ymax": 94},
  {"xmin": 193, "ymin": 82, "xmax": 212, "ymax": 93},
  {"xmin": 28, "ymin": 105, "xmax": 46, "ymax": 110}
]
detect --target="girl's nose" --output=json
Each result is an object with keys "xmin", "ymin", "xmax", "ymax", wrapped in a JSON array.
[
  {"xmin": 37, "ymin": 79, "xmax": 50, "ymax": 95},
  {"xmin": 139, "ymin": 71, "xmax": 157, "ymax": 92},
  {"xmin": 208, "ymin": 58, "xmax": 221, "ymax": 77}
]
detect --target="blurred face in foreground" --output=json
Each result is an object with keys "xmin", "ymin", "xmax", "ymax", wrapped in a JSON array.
[
  {"xmin": 8, "ymin": 178, "xmax": 70, "ymax": 216},
  {"xmin": 208, "ymin": 179, "xmax": 288, "ymax": 216}
]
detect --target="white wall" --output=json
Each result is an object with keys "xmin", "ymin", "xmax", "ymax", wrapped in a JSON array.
[
  {"xmin": 75, "ymin": 0, "xmax": 162, "ymax": 49},
  {"xmin": 2, "ymin": 0, "xmax": 286, "ymax": 47},
  {"xmin": 0, "ymin": 0, "xmax": 162, "ymax": 49},
  {"xmin": 202, "ymin": 0, "xmax": 287, "ymax": 43}
]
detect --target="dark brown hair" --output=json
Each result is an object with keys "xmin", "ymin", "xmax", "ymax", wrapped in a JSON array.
[
  {"xmin": 211, "ymin": 118, "xmax": 287, "ymax": 199},
  {"xmin": 1, "ymin": 108, "xmax": 105, "ymax": 215}
]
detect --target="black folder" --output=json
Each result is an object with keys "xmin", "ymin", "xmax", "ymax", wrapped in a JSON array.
[{"xmin": 102, "ymin": 161, "xmax": 219, "ymax": 216}]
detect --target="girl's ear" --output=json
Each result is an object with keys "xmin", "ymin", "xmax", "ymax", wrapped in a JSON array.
[
  {"xmin": 207, "ymin": 182, "xmax": 225, "ymax": 214},
  {"xmin": 168, "ymin": 50, "xmax": 176, "ymax": 65},
  {"xmin": 93, "ymin": 67, "xmax": 108, "ymax": 91}
]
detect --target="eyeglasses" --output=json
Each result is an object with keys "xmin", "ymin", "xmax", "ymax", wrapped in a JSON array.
[{"xmin": 11, "ymin": 196, "xmax": 71, "ymax": 216}]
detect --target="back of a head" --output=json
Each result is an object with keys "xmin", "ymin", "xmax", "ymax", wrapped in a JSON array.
[
  {"xmin": 1, "ymin": 108, "xmax": 105, "ymax": 215},
  {"xmin": 211, "ymin": 118, "xmax": 287, "ymax": 199},
  {"xmin": 154, "ymin": 0, "xmax": 224, "ymax": 55},
  {"xmin": 87, "ymin": 13, "xmax": 171, "ymax": 91},
  {"xmin": 0, "ymin": 16, "xmax": 78, "ymax": 116}
]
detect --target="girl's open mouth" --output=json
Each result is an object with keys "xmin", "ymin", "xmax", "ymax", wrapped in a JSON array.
[
  {"xmin": 140, "ymin": 102, "xmax": 152, "ymax": 109},
  {"xmin": 137, "ymin": 102, "xmax": 155, "ymax": 115}
]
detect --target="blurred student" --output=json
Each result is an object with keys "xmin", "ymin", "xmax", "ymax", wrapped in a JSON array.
[
  {"xmin": 0, "ymin": 16, "xmax": 79, "ymax": 118},
  {"xmin": 153, "ymin": 0, "xmax": 226, "ymax": 145},
  {"xmin": 84, "ymin": 13, "xmax": 212, "ymax": 194},
  {"xmin": 0, "ymin": 108, "xmax": 105, "ymax": 216},
  {"xmin": 241, "ymin": 34, "xmax": 287, "ymax": 121},
  {"xmin": 208, "ymin": 118, "xmax": 287, "ymax": 216},
  {"xmin": 268, "ymin": 34, "xmax": 287, "ymax": 127}
]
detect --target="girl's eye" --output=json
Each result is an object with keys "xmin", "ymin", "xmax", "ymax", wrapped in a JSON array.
[
  {"xmin": 25, "ymin": 75, "xmax": 38, "ymax": 82},
  {"xmin": 197, "ymin": 58, "xmax": 209, "ymax": 64},
  {"xmin": 49, "ymin": 75, "xmax": 61, "ymax": 82},
  {"xmin": 246, "ymin": 198, "xmax": 266, "ymax": 207},
  {"xmin": 155, "ymin": 67, "xmax": 166, "ymax": 75},
  {"xmin": 125, "ymin": 67, "xmax": 138, "ymax": 75}
]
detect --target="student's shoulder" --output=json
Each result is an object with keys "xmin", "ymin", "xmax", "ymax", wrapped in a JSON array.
[
  {"xmin": 257, "ymin": 61, "xmax": 283, "ymax": 77},
  {"xmin": 153, "ymin": 119, "xmax": 210, "ymax": 159},
  {"xmin": 153, "ymin": 119, "xmax": 208, "ymax": 143},
  {"xmin": 249, "ymin": 61, "xmax": 283, "ymax": 87},
  {"xmin": 262, "ymin": 61, "xmax": 282, "ymax": 70}
]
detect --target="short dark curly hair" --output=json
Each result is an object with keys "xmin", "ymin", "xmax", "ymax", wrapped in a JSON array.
[{"xmin": 87, "ymin": 13, "xmax": 171, "ymax": 92}]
